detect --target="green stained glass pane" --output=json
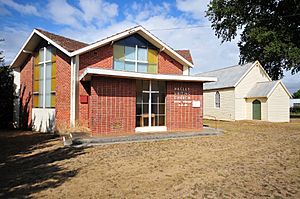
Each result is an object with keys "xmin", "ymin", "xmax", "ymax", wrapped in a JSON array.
[
  {"xmin": 147, "ymin": 64, "xmax": 157, "ymax": 74},
  {"xmin": 113, "ymin": 45, "xmax": 124, "ymax": 60}
]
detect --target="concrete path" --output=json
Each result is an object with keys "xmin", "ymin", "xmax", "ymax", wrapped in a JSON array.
[{"xmin": 70, "ymin": 127, "xmax": 222, "ymax": 147}]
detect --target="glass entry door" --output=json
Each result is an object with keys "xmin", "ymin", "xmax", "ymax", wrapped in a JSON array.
[{"xmin": 136, "ymin": 80, "xmax": 166, "ymax": 127}]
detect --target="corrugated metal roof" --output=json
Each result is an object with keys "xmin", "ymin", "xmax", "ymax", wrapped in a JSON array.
[
  {"xmin": 246, "ymin": 81, "xmax": 279, "ymax": 98},
  {"xmin": 196, "ymin": 62, "xmax": 254, "ymax": 90}
]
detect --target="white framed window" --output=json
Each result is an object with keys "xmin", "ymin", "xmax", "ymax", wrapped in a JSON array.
[
  {"xmin": 113, "ymin": 44, "xmax": 158, "ymax": 73},
  {"xmin": 215, "ymin": 91, "xmax": 220, "ymax": 108},
  {"xmin": 33, "ymin": 46, "xmax": 56, "ymax": 108}
]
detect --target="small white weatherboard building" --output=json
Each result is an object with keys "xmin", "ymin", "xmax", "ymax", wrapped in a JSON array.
[{"xmin": 197, "ymin": 61, "xmax": 291, "ymax": 122}]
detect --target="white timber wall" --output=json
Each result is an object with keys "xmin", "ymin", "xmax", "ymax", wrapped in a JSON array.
[
  {"xmin": 267, "ymin": 84, "xmax": 290, "ymax": 122},
  {"xmin": 245, "ymin": 98, "xmax": 268, "ymax": 121},
  {"xmin": 235, "ymin": 63, "xmax": 270, "ymax": 120},
  {"xmin": 203, "ymin": 88, "xmax": 235, "ymax": 120}
]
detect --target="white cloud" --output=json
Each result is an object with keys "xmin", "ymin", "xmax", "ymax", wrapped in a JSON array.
[
  {"xmin": 46, "ymin": 0, "xmax": 118, "ymax": 28},
  {"xmin": 46, "ymin": 0, "xmax": 81, "ymax": 27},
  {"xmin": 0, "ymin": 25, "xmax": 32, "ymax": 65},
  {"xmin": 176, "ymin": 0, "xmax": 210, "ymax": 22},
  {"xmin": 78, "ymin": 0, "xmax": 118, "ymax": 25},
  {"xmin": 0, "ymin": 0, "xmax": 39, "ymax": 16}
]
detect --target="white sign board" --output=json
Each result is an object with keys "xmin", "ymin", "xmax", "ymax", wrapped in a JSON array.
[{"xmin": 192, "ymin": 100, "xmax": 201, "ymax": 108}]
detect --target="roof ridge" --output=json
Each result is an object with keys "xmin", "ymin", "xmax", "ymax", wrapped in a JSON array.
[
  {"xmin": 88, "ymin": 25, "xmax": 142, "ymax": 45},
  {"xmin": 35, "ymin": 28, "xmax": 88, "ymax": 45},
  {"xmin": 198, "ymin": 62, "xmax": 254, "ymax": 74}
]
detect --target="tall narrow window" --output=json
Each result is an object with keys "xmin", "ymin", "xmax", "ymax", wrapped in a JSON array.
[
  {"xmin": 33, "ymin": 47, "xmax": 56, "ymax": 108},
  {"xmin": 215, "ymin": 91, "xmax": 220, "ymax": 108}
]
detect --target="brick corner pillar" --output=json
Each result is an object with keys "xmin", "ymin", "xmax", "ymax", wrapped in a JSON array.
[{"xmin": 166, "ymin": 81, "xmax": 203, "ymax": 131}]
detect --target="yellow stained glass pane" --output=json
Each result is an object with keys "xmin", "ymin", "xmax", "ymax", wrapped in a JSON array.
[
  {"xmin": 34, "ymin": 80, "xmax": 39, "ymax": 92},
  {"xmin": 51, "ymin": 78, "xmax": 56, "ymax": 92},
  {"xmin": 148, "ymin": 49, "xmax": 158, "ymax": 64},
  {"xmin": 148, "ymin": 64, "xmax": 158, "ymax": 74},
  {"xmin": 51, "ymin": 48, "xmax": 56, "ymax": 62},
  {"xmin": 113, "ymin": 45, "xmax": 125, "ymax": 60},
  {"xmin": 52, "ymin": 61, "xmax": 56, "ymax": 78},
  {"xmin": 34, "ymin": 52, "xmax": 39, "ymax": 66},
  {"xmin": 34, "ymin": 66, "xmax": 39, "ymax": 80},
  {"xmin": 33, "ymin": 94, "xmax": 39, "ymax": 108},
  {"xmin": 51, "ymin": 93, "xmax": 56, "ymax": 108}
]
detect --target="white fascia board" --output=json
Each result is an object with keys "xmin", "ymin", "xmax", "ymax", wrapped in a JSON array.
[
  {"xmin": 10, "ymin": 29, "xmax": 72, "ymax": 68},
  {"xmin": 80, "ymin": 68, "xmax": 217, "ymax": 82},
  {"xmin": 10, "ymin": 30, "xmax": 36, "ymax": 67},
  {"xmin": 137, "ymin": 26, "xmax": 194, "ymax": 68},
  {"xmin": 234, "ymin": 60, "xmax": 272, "ymax": 88},
  {"xmin": 267, "ymin": 80, "xmax": 292, "ymax": 98},
  {"xmin": 34, "ymin": 30, "xmax": 71, "ymax": 56},
  {"xmin": 71, "ymin": 26, "xmax": 194, "ymax": 68},
  {"xmin": 70, "ymin": 27, "xmax": 141, "ymax": 56}
]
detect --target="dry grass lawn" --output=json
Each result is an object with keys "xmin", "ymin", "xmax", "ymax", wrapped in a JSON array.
[{"xmin": 1, "ymin": 120, "xmax": 300, "ymax": 198}]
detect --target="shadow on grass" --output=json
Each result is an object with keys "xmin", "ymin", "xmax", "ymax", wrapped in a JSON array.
[{"xmin": 0, "ymin": 130, "xmax": 86, "ymax": 198}]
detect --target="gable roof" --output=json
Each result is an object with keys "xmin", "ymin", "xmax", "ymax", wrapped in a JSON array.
[
  {"xmin": 197, "ymin": 62, "xmax": 255, "ymax": 90},
  {"xmin": 36, "ymin": 29, "xmax": 88, "ymax": 52},
  {"xmin": 70, "ymin": 26, "xmax": 194, "ymax": 67},
  {"xmin": 245, "ymin": 80, "xmax": 292, "ymax": 98},
  {"xmin": 11, "ymin": 26, "xmax": 194, "ymax": 68},
  {"xmin": 175, "ymin": 50, "xmax": 193, "ymax": 64}
]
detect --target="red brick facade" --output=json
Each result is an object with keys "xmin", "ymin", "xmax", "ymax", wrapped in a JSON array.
[
  {"xmin": 55, "ymin": 50, "xmax": 71, "ymax": 126},
  {"xmin": 20, "ymin": 55, "xmax": 33, "ymax": 129},
  {"xmin": 166, "ymin": 82, "xmax": 203, "ymax": 131},
  {"xmin": 17, "ymin": 32, "xmax": 204, "ymax": 135},
  {"xmin": 158, "ymin": 52, "xmax": 183, "ymax": 75},
  {"xmin": 79, "ymin": 44, "xmax": 113, "ymax": 74},
  {"xmin": 90, "ymin": 77, "xmax": 136, "ymax": 135}
]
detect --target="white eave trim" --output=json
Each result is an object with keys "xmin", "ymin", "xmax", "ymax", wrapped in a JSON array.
[
  {"xmin": 71, "ymin": 26, "xmax": 194, "ymax": 68},
  {"xmin": 267, "ymin": 80, "xmax": 292, "ymax": 98},
  {"xmin": 234, "ymin": 60, "xmax": 272, "ymax": 87},
  {"xmin": 80, "ymin": 68, "xmax": 217, "ymax": 82},
  {"xmin": 10, "ymin": 29, "xmax": 72, "ymax": 68}
]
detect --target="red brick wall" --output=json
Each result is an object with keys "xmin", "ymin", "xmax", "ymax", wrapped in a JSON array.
[
  {"xmin": 20, "ymin": 55, "xmax": 33, "ymax": 129},
  {"xmin": 166, "ymin": 82, "xmax": 203, "ymax": 131},
  {"xmin": 79, "ymin": 44, "xmax": 113, "ymax": 74},
  {"xmin": 158, "ymin": 52, "xmax": 183, "ymax": 75},
  {"xmin": 90, "ymin": 77, "xmax": 136, "ymax": 135},
  {"xmin": 55, "ymin": 50, "xmax": 71, "ymax": 126},
  {"xmin": 78, "ymin": 81, "xmax": 90, "ymax": 126},
  {"xmin": 78, "ymin": 44, "xmax": 184, "ymax": 75}
]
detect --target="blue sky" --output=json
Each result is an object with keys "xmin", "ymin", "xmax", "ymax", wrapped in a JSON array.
[{"xmin": 0, "ymin": 0, "xmax": 299, "ymax": 93}]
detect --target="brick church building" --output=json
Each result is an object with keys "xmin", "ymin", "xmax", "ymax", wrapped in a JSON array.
[{"xmin": 11, "ymin": 26, "xmax": 216, "ymax": 135}]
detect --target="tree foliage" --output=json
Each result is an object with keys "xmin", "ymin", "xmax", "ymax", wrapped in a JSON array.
[
  {"xmin": 0, "ymin": 39, "xmax": 14, "ymax": 128},
  {"xmin": 293, "ymin": 89, "xmax": 300, "ymax": 98},
  {"xmin": 206, "ymin": 0, "xmax": 300, "ymax": 79}
]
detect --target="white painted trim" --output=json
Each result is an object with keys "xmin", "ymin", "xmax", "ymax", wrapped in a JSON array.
[
  {"xmin": 10, "ymin": 29, "xmax": 72, "ymax": 68},
  {"xmin": 135, "ymin": 126, "xmax": 167, "ymax": 133},
  {"xmin": 34, "ymin": 30, "xmax": 71, "ymax": 57},
  {"xmin": 70, "ymin": 56, "xmax": 79, "ymax": 127},
  {"xmin": 234, "ymin": 60, "xmax": 272, "ymax": 87},
  {"xmin": 70, "ymin": 26, "xmax": 194, "ymax": 68},
  {"xmin": 10, "ymin": 30, "xmax": 36, "ymax": 68},
  {"xmin": 267, "ymin": 80, "xmax": 292, "ymax": 98},
  {"xmin": 80, "ymin": 68, "xmax": 217, "ymax": 82}
]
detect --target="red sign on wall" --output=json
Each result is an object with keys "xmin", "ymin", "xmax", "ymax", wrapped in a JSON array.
[{"xmin": 80, "ymin": 95, "xmax": 89, "ymax": 104}]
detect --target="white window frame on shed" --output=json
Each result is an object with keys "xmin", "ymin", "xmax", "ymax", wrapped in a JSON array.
[{"xmin": 215, "ymin": 91, "xmax": 220, "ymax": 108}]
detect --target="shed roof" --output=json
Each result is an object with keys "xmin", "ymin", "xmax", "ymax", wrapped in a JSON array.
[
  {"xmin": 245, "ymin": 81, "xmax": 279, "ymax": 98},
  {"xmin": 196, "ymin": 62, "xmax": 254, "ymax": 90}
]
